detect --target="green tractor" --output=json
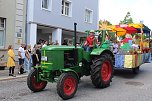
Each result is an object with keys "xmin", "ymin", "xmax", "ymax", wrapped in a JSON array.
[{"xmin": 27, "ymin": 23, "xmax": 114, "ymax": 100}]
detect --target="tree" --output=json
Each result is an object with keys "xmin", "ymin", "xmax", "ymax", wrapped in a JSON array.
[{"xmin": 120, "ymin": 12, "xmax": 133, "ymax": 24}]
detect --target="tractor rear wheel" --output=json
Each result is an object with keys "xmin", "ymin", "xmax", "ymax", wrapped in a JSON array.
[
  {"xmin": 91, "ymin": 54, "xmax": 113, "ymax": 88},
  {"xmin": 27, "ymin": 69, "xmax": 47, "ymax": 92},
  {"xmin": 57, "ymin": 72, "xmax": 78, "ymax": 100}
]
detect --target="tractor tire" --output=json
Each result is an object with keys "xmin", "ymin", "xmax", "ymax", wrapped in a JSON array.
[
  {"xmin": 57, "ymin": 72, "xmax": 78, "ymax": 100},
  {"xmin": 132, "ymin": 66, "xmax": 139, "ymax": 74},
  {"xmin": 91, "ymin": 54, "xmax": 113, "ymax": 88},
  {"xmin": 27, "ymin": 69, "xmax": 47, "ymax": 92}
]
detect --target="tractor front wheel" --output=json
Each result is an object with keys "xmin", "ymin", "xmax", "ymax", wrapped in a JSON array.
[
  {"xmin": 57, "ymin": 72, "xmax": 78, "ymax": 100},
  {"xmin": 27, "ymin": 69, "xmax": 47, "ymax": 92},
  {"xmin": 91, "ymin": 54, "xmax": 113, "ymax": 88}
]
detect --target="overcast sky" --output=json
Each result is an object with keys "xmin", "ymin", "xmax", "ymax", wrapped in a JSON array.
[{"xmin": 99, "ymin": 0, "xmax": 152, "ymax": 29}]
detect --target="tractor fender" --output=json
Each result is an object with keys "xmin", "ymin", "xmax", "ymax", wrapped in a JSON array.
[
  {"xmin": 90, "ymin": 48, "xmax": 106, "ymax": 55},
  {"xmin": 91, "ymin": 48, "xmax": 114, "ymax": 57},
  {"xmin": 61, "ymin": 68, "xmax": 79, "ymax": 79}
]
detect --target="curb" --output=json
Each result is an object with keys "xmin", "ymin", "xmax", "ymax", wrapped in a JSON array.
[{"xmin": 0, "ymin": 75, "xmax": 28, "ymax": 81}]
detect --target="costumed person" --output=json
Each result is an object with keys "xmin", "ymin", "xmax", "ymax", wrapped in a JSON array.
[
  {"xmin": 105, "ymin": 31, "xmax": 109, "ymax": 41},
  {"xmin": 121, "ymin": 33, "xmax": 132, "ymax": 43},
  {"xmin": 132, "ymin": 41, "xmax": 139, "ymax": 49},
  {"xmin": 7, "ymin": 45, "xmax": 16, "ymax": 77},
  {"xmin": 121, "ymin": 34, "xmax": 133, "ymax": 53},
  {"xmin": 84, "ymin": 30, "xmax": 98, "ymax": 52},
  {"xmin": 143, "ymin": 39, "xmax": 150, "ymax": 53},
  {"xmin": 131, "ymin": 41, "xmax": 139, "ymax": 54},
  {"xmin": 113, "ymin": 40, "xmax": 119, "ymax": 54},
  {"xmin": 98, "ymin": 32, "xmax": 102, "ymax": 43}
]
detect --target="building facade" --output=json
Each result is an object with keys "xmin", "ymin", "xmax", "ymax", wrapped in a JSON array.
[
  {"xmin": 27, "ymin": 0, "xmax": 99, "ymax": 47},
  {"xmin": 0, "ymin": 0, "xmax": 26, "ymax": 58}
]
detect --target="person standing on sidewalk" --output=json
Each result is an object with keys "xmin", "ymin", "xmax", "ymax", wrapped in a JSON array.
[
  {"xmin": 27, "ymin": 45, "xmax": 32, "ymax": 72},
  {"xmin": 42, "ymin": 40, "xmax": 48, "ymax": 48},
  {"xmin": 24, "ymin": 45, "xmax": 30, "ymax": 73},
  {"xmin": 32, "ymin": 44, "xmax": 41, "ymax": 67},
  {"xmin": 32, "ymin": 44, "xmax": 37, "ymax": 67},
  {"xmin": 36, "ymin": 45, "xmax": 41, "ymax": 66},
  {"xmin": 7, "ymin": 45, "xmax": 16, "ymax": 77},
  {"xmin": 18, "ymin": 43, "xmax": 25, "ymax": 74}
]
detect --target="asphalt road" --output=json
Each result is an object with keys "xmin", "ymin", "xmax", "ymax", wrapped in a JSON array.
[{"xmin": 0, "ymin": 63, "xmax": 152, "ymax": 101}]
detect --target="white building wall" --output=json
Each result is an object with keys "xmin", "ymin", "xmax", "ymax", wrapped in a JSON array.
[
  {"xmin": 31, "ymin": 0, "xmax": 99, "ymax": 32},
  {"xmin": 27, "ymin": 0, "xmax": 99, "ymax": 46}
]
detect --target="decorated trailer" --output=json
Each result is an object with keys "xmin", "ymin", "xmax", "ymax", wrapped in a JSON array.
[{"xmin": 100, "ymin": 23, "xmax": 151, "ymax": 73}]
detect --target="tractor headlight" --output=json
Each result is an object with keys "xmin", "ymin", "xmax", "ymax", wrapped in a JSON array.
[
  {"xmin": 79, "ymin": 62, "xmax": 82, "ymax": 67},
  {"xmin": 41, "ymin": 56, "xmax": 48, "ymax": 61}
]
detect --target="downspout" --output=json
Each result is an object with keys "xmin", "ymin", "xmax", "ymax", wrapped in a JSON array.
[{"xmin": 25, "ymin": 0, "xmax": 28, "ymax": 44}]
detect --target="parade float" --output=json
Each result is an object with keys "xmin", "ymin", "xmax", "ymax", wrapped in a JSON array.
[{"xmin": 101, "ymin": 23, "xmax": 152, "ymax": 73}]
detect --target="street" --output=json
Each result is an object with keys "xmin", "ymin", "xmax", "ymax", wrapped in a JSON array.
[{"xmin": 0, "ymin": 63, "xmax": 152, "ymax": 101}]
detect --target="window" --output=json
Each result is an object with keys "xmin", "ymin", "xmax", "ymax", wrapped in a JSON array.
[
  {"xmin": 0, "ymin": 18, "xmax": 5, "ymax": 48},
  {"xmin": 85, "ymin": 9, "xmax": 93, "ymax": 23},
  {"xmin": 42, "ymin": 0, "xmax": 51, "ymax": 10},
  {"xmin": 62, "ymin": 0, "xmax": 72, "ymax": 17},
  {"xmin": 0, "ymin": 18, "xmax": 5, "ymax": 28}
]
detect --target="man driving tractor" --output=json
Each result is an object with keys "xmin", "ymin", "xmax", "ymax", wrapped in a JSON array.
[{"xmin": 84, "ymin": 30, "xmax": 98, "ymax": 52}]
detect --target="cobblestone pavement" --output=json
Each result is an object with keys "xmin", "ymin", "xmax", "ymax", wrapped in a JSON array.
[{"xmin": 0, "ymin": 63, "xmax": 152, "ymax": 101}]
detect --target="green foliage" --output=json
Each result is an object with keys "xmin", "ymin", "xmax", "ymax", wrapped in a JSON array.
[{"xmin": 120, "ymin": 12, "xmax": 134, "ymax": 24}]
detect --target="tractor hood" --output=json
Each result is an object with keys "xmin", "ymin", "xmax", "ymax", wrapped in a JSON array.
[{"xmin": 41, "ymin": 45, "xmax": 82, "ymax": 51}]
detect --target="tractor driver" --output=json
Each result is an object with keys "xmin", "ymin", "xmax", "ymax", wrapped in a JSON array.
[{"xmin": 84, "ymin": 30, "xmax": 98, "ymax": 52}]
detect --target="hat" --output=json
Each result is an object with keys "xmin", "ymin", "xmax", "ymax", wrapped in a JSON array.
[{"xmin": 90, "ymin": 30, "xmax": 95, "ymax": 33}]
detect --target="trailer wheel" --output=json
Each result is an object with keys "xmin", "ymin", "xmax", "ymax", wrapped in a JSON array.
[
  {"xmin": 57, "ymin": 72, "xmax": 78, "ymax": 100},
  {"xmin": 91, "ymin": 54, "xmax": 113, "ymax": 88},
  {"xmin": 27, "ymin": 69, "xmax": 47, "ymax": 92},
  {"xmin": 132, "ymin": 66, "xmax": 139, "ymax": 74}
]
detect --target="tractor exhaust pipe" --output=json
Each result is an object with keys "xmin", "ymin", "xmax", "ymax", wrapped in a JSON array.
[{"xmin": 74, "ymin": 23, "xmax": 77, "ymax": 48}]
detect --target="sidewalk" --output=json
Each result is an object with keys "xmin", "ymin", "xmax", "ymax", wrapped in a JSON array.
[{"xmin": 0, "ymin": 67, "xmax": 28, "ymax": 81}]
